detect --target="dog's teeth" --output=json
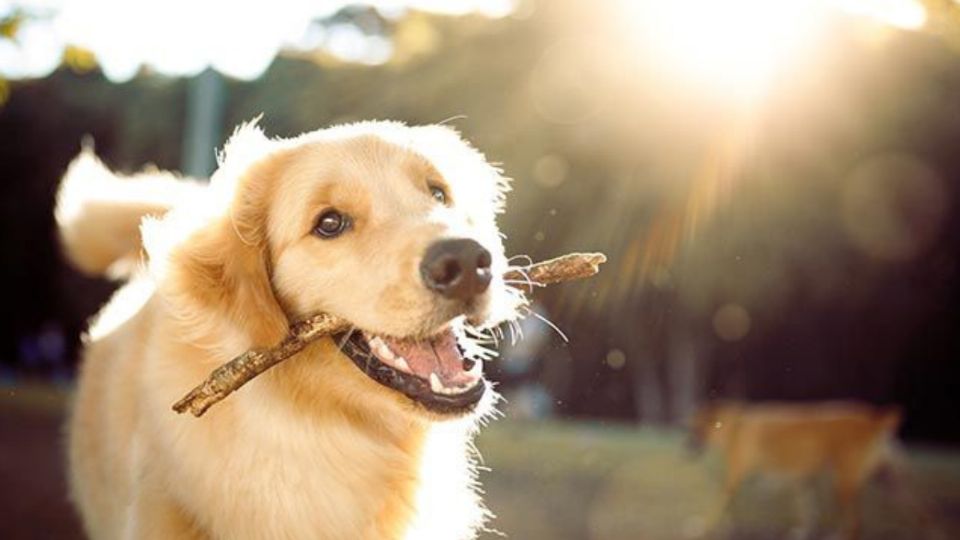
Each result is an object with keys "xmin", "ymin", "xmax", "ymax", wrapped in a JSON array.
[
  {"xmin": 394, "ymin": 356, "xmax": 410, "ymax": 372},
  {"xmin": 377, "ymin": 343, "xmax": 395, "ymax": 360},
  {"xmin": 429, "ymin": 373, "xmax": 444, "ymax": 393},
  {"xmin": 368, "ymin": 337, "xmax": 399, "ymax": 362},
  {"xmin": 428, "ymin": 372, "xmax": 476, "ymax": 395}
]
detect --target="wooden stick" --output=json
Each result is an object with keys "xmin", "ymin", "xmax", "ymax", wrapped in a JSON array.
[
  {"xmin": 173, "ymin": 252, "xmax": 606, "ymax": 417},
  {"xmin": 171, "ymin": 313, "xmax": 349, "ymax": 417},
  {"xmin": 505, "ymin": 252, "xmax": 606, "ymax": 286}
]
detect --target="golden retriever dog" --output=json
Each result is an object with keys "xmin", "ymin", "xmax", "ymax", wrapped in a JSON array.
[
  {"xmin": 690, "ymin": 401, "xmax": 902, "ymax": 539},
  {"xmin": 56, "ymin": 120, "xmax": 526, "ymax": 539}
]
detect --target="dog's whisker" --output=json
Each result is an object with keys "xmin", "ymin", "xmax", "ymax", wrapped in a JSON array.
[
  {"xmin": 506, "ymin": 254, "xmax": 533, "ymax": 266},
  {"xmin": 463, "ymin": 325, "xmax": 493, "ymax": 346},
  {"xmin": 504, "ymin": 267, "xmax": 538, "ymax": 292},
  {"xmin": 474, "ymin": 326, "xmax": 499, "ymax": 349},
  {"xmin": 336, "ymin": 326, "xmax": 357, "ymax": 353},
  {"xmin": 484, "ymin": 324, "xmax": 499, "ymax": 344},
  {"xmin": 503, "ymin": 279, "xmax": 544, "ymax": 287},
  {"xmin": 491, "ymin": 325, "xmax": 503, "ymax": 346},
  {"xmin": 522, "ymin": 306, "xmax": 568, "ymax": 343},
  {"xmin": 460, "ymin": 324, "xmax": 501, "ymax": 362},
  {"xmin": 510, "ymin": 319, "xmax": 523, "ymax": 344},
  {"xmin": 506, "ymin": 321, "xmax": 518, "ymax": 347},
  {"xmin": 436, "ymin": 114, "xmax": 467, "ymax": 126},
  {"xmin": 514, "ymin": 319, "xmax": 525, "ymax": 342}
]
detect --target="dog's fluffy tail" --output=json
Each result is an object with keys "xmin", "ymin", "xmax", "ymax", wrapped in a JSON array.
[{"xmin": 55, "ymin": 147, "xmax": 203, "ymax": 278}]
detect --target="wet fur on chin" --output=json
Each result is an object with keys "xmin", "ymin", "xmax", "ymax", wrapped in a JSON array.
[{"xmin": 60, "ymin": 120, "xmax": 516, "ymax": 539}]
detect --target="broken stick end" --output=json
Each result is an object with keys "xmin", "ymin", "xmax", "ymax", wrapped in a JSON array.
[
  {"xmin": 172, "ymin": 393, "xmax": 210, "ymax": 417},
  {"xmin": 586, "ymin": 252, "xmax": 606, "ymax": 269}
]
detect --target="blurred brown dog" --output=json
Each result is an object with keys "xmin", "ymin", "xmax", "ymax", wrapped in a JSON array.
[
  {"xmin": 57, "ymin": 121, "xmax": 525, "ymax": 539},
  {"xmin": 690, "ymin": 401, "xmax": 902, "ymax": 539}
]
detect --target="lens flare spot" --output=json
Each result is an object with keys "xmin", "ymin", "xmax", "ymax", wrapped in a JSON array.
[
  {"xmin": 713, "ymin": 303, "xmax": 751, "ymax": 342},
  {"xmin": 533, "ymin": 154, "xmax": 569, "ymax": 188},
  {"xmin": 841, "ymin": 154, "xmax": 948, "ymax": 262},
  {"xmin": 605, "ymin": 349, "xmax": 627, "ymax": 370}
]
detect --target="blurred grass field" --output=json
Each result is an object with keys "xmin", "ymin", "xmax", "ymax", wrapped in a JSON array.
[
  {"xmin": 2, "ymin": 383, "xmax": 959, "ymax": 539},
  {"xmin": 476, "ymin": 421, "xmax": 960, "ymax": 540}
]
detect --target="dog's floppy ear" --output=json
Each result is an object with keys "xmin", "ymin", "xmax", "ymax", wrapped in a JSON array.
[{"xmin": 146, "ymin": 137, "xmax": 291, "ymax": 350}]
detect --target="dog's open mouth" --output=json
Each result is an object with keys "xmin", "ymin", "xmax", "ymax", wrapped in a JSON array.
[{"xmin": 336, "ymin": 328, "xmax": 485, "ymax": 414}]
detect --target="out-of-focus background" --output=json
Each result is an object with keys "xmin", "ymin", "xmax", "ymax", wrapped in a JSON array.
[{"xmin": 2, "ymin": 0, "xmax": 960, "ymax": 538}]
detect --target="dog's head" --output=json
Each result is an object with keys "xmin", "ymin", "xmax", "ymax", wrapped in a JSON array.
[{"xmin": 147, "ymin": 121, "xmax": 524, "ymax": 419}]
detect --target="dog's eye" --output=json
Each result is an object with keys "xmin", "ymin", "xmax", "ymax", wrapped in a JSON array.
[
  {"xmin": 429, "ymin": 185, "xmax": 447, "ymax": 205},
  {"xmin": 313, "ymin": 210, "xmax": 350, "ymax": 238}
]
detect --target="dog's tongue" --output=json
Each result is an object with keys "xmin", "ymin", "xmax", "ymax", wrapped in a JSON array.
[{"xmin": 383, "ymin": 332, "xmax": 473, "ymax": 386}]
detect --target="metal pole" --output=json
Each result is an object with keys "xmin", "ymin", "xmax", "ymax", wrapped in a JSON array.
[{"xmin": 181, "ymin": 67, "xmax": 225, "ymax": 178}]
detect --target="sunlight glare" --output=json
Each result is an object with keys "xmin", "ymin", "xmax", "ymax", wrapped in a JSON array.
[
  {"xmin": 832, "ymin": 0, "xmax": 926, "ymax": 30},
  {"xmin": 1, "ymin": 0, "xmax": 516, "ymax": 81},
  {"xmin": 628, "ymin": 0, "xmax": 827, "ymax": 102}
]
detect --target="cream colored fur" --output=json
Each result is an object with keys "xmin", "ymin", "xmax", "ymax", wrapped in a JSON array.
[{"xmin": 58, "ymin": 120, "xmax": 521, "ymax": 540}]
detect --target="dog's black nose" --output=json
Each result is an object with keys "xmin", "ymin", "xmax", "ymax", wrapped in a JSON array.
[{"xmin": 421, "ymin": 239, "xmax": 492, "ymax": 301}]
